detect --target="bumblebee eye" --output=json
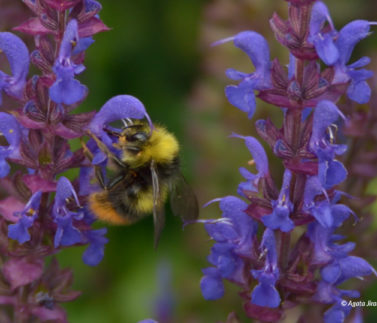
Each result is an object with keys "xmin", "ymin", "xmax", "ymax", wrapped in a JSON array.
[{"xmin": 127, "ymin": 132, "xmax": 148, "ymax": 143}]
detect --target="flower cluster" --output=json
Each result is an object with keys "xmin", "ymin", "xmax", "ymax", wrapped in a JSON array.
[
  {"xmin": 200, "ymin": 1, "xmax": 376, "ymax": 322},
  {"xmin": 0, "ymin": 0, "xmax": 128, "ymax": 321}
]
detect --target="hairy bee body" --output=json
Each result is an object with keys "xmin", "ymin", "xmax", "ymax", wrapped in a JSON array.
[
  {"xmin": 89, "ymin": 155, "xmax": 179, "ymax": 225},
  {"xmin": 87, "ymin": 123, "xmax": 197, "ymax": 241}
]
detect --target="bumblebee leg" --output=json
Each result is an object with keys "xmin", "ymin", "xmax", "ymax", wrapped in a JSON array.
[
  {"xmin": 85, "ymin": 130, "xmax": 126, "ymax": 168},
  {"xmin": 107, "ymin": 174, "xmax": 127, "ymax": 190},
  {"xmin": 80, "ymin": 137, "xmax": 107, "ymax": 189}
]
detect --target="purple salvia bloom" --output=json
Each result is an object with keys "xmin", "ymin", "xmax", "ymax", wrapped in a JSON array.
[
  {"xmin": 335, "ymin": 20, "xmax": 371, "ymax": 67},
  {"xmin": 0, "ymin": 112, "xmax": 22, "ymax": 178},
  {"xmin": 309, "ymin": 2, "xmax": 374, "ymax": 103},
  {"xmin": 309, "ymin": 100, "xmax": 347, "ymax": 189},
  {"xmin": 8, "ymin": 191, "xmax": 42, "ymax": 244},
  {"xmin": 49, "ymin": 19, "xmax": 88, "ymax": 105},
  {"xmin": 221, "ymin": 31, "xmax": 271, "ymax": 118},
  {"xmin": 230, "ymin": 133, "xmax": 268, "ymax": 194},
  {"xmin": 204, "ymin": 196, "xmax": 257, "ymax": 257},
  {"xmin": 52, "ymin": 177, "xmax": 83, "ymax": 247},
  {"xmin": 88, "ymin": 94, "xmax": 153, "ymax": 153},
  {"xmin": 138, "ymin": 320, "xmax": 159, "ymax": 323},
  {"xmin": 250, "ymin": 228, "xmax": 281, "ymax": 308},
  {"xmin": 262, "ymin": 169, "xmax": 294, "ymax": 232},
  {"xmin": 308, "ymin": 1, "xmax": 338, "ymax": 65},
  {"xmin": 0, "ymin": 32, "xmax": 29, "ymax": 103},
  {"xmin": 200, "ymin": 196, "xmax": 256, "ymax": 300},
  {"xmin": 321, "ymin": 255, "xmax": 376, "ymax": 285},
  {"xmin": 82, "ymin": 228, "xmax": 108, "ymax": 266},
  {"xmin": 333, "ymin": 20, "xmax": 374, "ymax": 104}
]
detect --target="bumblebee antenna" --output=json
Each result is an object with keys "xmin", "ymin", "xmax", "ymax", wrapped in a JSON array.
[{"xmin": 121, "ymin": 119, "xmax": 129, "ymax": 128}]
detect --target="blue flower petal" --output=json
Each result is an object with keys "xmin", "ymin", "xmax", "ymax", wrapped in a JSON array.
[
  {"xmin": 82, "ymin": 228, "xmax": 108, "ymax": 266},
  {"xmin": 324, "ymin": 302, "xmax": 351, "ymax": 323},
  {"xmin": 347, "ymin": 80, "xmax": 371, "ymax": 104},
  {"xmin": 230, "ymin": 134, "xmax": 269, "ymax": 176},
  {"xmin": 54, "ymin": 215, "xmax": 82, "ymax": 247},
  {"xmin": 0, "ymin": 32, "xmax": 29, "ymax": 101},
  {"xmin": 88, "ymin": 95, "xmax": 153, "ymax": 145},
  {"xmin": 49, "ymin": 77, "xmax": 87, "ymax": 105},
  {"xmin": 200, "ymin": 272, "xmax": 224, "ymax": 300},
  {"xmin": 225, "ymin": 83, "xmax": 256, "ymax": 118},
  {"xmin": 336, "ymin": 20, "xmax": 371, "ymax": 66},
  {"xmin": 312, "ymin": 33, "xmax": 339, "ymax": 66},
  {"xmin": 251, "ymin": 280, "xmax": 281, "ymax": 308},
  {"xmin": 325, "ymin": 160, "xmax": 347, "ymax": 189},
  {"xmin": 233, "ymin": 31, "xmax": 271, "ymax": 78}
]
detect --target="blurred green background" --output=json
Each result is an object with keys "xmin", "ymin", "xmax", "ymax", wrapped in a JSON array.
[{"xmin": 3, "ymin": 0, "xmax": 377, "ymax": 322}]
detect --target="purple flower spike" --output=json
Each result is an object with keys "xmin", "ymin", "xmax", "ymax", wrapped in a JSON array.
[
  {"xmin": 251, "ymin": 228, "xmax": 281, "ymax": 308},
  {"xmin": 82, "ymin": 228, "xmax": 108, "ymax": 266},
  {"xmin": 8, "ymin": 191, "xmax": 42, "ymax": 244},
  {"xmin": 0, "ymin": 112, "xmax": 22, "ymax": 178},
  {"xmin": 52, "ymin": 177, "xmax": 83, "ymax": 248},
  {"xmin": 230, "ymin": 133, "xmax": 268, "ymax": 194},
  {"xmin": 49, "ymin": 19, "xmax": 88, "ymax": 105},
  {"xmin": 309, "ymin": 1, "xmax": 338, "ymax": 65},
  {"xmin": 0, "ymin": 32, "xmax": 29, "ymax": 103},
  {"xmin": 262, "ymin": 169, "xmax": 294, "ymax": 232},
  {"xmin": 88, "ymin": 95, "xmax": 153, "ymax": 149},
  {"xmin": 224, "ymin": 31, "xmax": 271, "ymax": 118}
]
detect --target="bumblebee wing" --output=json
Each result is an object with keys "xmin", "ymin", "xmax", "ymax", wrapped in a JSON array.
[
  {"xmin": 170, "ymin": 172, "xmax": 199, "ymax": 222},
  {"xmin": 151, "ymin": 160, "xmax": 165, "ymax": 247}
]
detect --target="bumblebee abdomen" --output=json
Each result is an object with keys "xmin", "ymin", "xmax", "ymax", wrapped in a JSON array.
[
  {"xmin": 88, "ymin": 192, "xmax": 130, "ymax": 225},
  {"xmin": 129, "ymin": 187, "xmax": 168, "ymax": 214}
]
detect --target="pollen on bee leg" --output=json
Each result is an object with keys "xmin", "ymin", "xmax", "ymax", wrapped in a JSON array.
[{"xmin": 248, "ymin": 159, "xmax": 255, "ymax": 166}]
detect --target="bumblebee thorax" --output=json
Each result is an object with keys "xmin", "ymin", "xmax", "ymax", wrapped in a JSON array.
[{"xmin": 121, "ymin": 125, "xmax": 179, "ymax": 168}]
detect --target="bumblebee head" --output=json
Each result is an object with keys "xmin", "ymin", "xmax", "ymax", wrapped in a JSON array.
[
  {"xmin": 104, "ymin": 118, "xmax": 179, "ymax": 168},
  {"xmin": 110, "ymin": 119, "xmax": 151, "ymax": 167}
]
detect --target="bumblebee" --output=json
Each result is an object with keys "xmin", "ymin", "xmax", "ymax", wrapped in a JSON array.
[{"xmin": 83, "ymin": 118, "xmax": 198, "ymax": 246}]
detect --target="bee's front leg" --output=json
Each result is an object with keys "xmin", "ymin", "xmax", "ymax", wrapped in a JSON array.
[{"xmin": 85, "ymin": 130, "xmax": 126, "ymax": 168}]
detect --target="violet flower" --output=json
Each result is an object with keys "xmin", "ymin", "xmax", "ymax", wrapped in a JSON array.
[
  {"xmin": 201, "ymin": 1, "xmax": 376, "ymax": 322},
  {"xmin": 52, "ymin": 177, "xmax": 83, "ymax": 248},
  {"xmin": 0, "ymin": 112, "xmax": 22, "ymax": 178},
  {"xmin": 250, "ymin": 228, "xmax": 280, "ymax": 308},
  {"xmin": 49, "ymin": 19, "xmax": 88, "ymax": 105},
  {"xmin": 8, "ymin": 191, "xmax": 42, "ymax": 244},
  {"xmin": 216, "ymin": 31, "xmax": 272, "ymax": 118},
  {"xmin": 308, "ymin": 1, "xmax": 376, "ymax": 103},
  {"xmin": 0, "ymin": 32, "xmax": 29, "ymax": 103},
  {"xmin": 262, "ymin": 169, "xmax": 294, "ymax": 232},
  {"xmin": 229, "ymin": 133, "xmax": 269, "ymax": 195},
  {"xmin": 200, "ymin": 196, "xmax": 257, "ymax": 300}
]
